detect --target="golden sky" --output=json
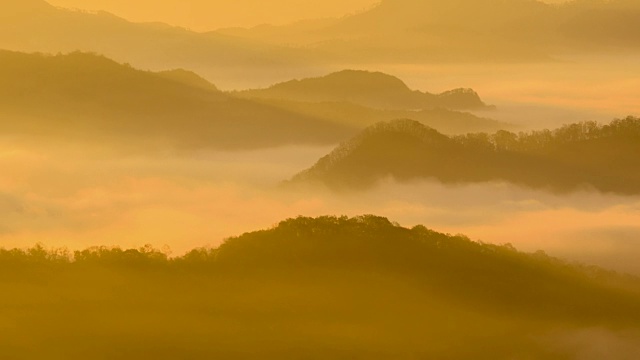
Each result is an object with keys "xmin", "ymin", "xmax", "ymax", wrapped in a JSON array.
[
  {"xmin": 47, "ymin": 0, "xmax": 379, "ymax": 30},
  {"xmin": 45, "ymin": 0, "xmax": 574, "ymax": 31}
]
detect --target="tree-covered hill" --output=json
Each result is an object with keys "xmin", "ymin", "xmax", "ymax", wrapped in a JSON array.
[
  {"xmin": 1, "ymin": 215, "xmax": 639, "ymax": 359},
  {"xmin": 292, "ymin": 117, "xmax": 640, "ymax": 194}
]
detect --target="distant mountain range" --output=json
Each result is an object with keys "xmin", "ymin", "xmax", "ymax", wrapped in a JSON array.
[
  {"xmin": 2, "ymin": 0, "xmax": 640, "ymax": 69},
  {"xmin": 235, "ymin": 69, "xmax": 509, "ymax": 135},
  {"xmin": 237, "ymin": 70, "xmax": 492, "ymax": 111},
  {"xmin": 0, "ymin": 50, "xmax": 351, "ymax": 149},
  {"xmin": 0, "ymin": 0, "xmax": 308, "ymax": 73},
  {"xmin": 291, "ymin": 118, "xmax": 640, "ymax": 194},
  {"xmin": 3, "ymin": 215, "xmax": 640, "ymax": 359},
  {"xmin": 220, "ymin": 0, "xmax": 640, "ymax": 62},
  {"xmin": 0, "ymin": 50, "xmax": 509, "ymax": 149}
]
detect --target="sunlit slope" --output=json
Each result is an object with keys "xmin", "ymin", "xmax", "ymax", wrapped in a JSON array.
[
  {"xmin": 0, "ymin": 0, "xmax": 306, "ymax": 70},
  {"xmin": 292, "ymin": 118, "xmax": 640, "ymax": 193},
  {"xmin": 0, "ymin": 50, "xmax": 354, "ymax": 149},
  {"xmin": 237, "ymin": 70, "xmax": 491, "ymax": 111},
  {"xmin": 1, "ymin": 215, "xmax": 639, "ymax": 359}
]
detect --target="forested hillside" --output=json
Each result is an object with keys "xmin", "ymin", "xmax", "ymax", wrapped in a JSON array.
[
  {"xmin": 293, "ymin": 117, "xmax": 640, "ymax": 193},
  {"xmin": 1, "ymin": 215, "xmax": 639, "ymax": 359}
]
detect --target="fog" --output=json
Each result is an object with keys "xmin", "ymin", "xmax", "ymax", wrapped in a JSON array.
[
  {"xmin": 382, "ymin": 56, "xmax": 640, "ymax": 129},
  {"xmin": 2, "ymin": 136, "xmax": 639, "ymax": 275},
  {"xmin": 202, "ymin": 55, "xmax": 640, "ymax": 130},
  {"xmin": 2, "ymin": 1, "xmax": 640, "ymax": 358},
  {"xmin": 181, "ymin": 55, "xmax": 640, "ymax": 142}
]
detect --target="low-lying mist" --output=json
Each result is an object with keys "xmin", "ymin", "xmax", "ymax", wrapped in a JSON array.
[
  {"xmin": 208, "ymin": 55, "xmax": 639, "ymax": 130},
  {"xmin": 2, "ymin": 136, "xmax": 639, "ymax": 275}
]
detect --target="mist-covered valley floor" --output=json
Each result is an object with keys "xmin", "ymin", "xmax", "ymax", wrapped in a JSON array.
[
  {"xmin": 2, "ymin": 135, "xmax": 640, "ymax": 276},
  {"xmin": 2, "ymin": 53, "xmax": 640, "ymax": 358}
]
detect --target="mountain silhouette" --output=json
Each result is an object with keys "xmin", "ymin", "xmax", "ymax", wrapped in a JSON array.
[
  {"xmin": 5, "ymin": 0, "xmax": 638, "ymax": 68},
  {"xmin": 291, "ymin": 118, "xmax": 640, "ymax": 194},
  {"xmin": 222, "ymin": 0, "xmax": 640, "ymax": 62},
  {"xmin": 0, "ymin": 50, "xmax": 353, "ymax": 149},
  {"xmin": 2, "ymin": 215, "xmax": 639, "ymax": 359},
  {"xmin": 0, "ymin": 50, "xmax": 512, "ymax": 149},
  {"xmin": 216, "ymin": 215, "xmax": 640, "ymax": 315},
  {"xmin": 237, "ymin": 70, "xmax": 491, "ymax": 111},
  {"xmin": 0, "ymin": 0, "xmax": 308, "ymax": 75}
]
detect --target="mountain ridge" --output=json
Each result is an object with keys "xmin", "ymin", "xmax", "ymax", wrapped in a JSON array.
[
  {"xmin": 219, "ymin": 0, "xmax": 640, "ymax": 62},
  {"xmin": 237, "ymin": 70, "xmax": 491, "ymax": 111},
  {"xmin": 2, "ymin": 216, "xmax": 640, "ymax": 358},
  {"xmin": 291, "ymin": 118, "xmax": 640, "ymax": 193},
  {"xmin": 0, "ymin": 50, "xmax": 353, "ymax": 150},
  {"xmin": 0, "ymin": 50, "xmax": 511, "ymax": 150},
  {"xmin": 0, "ymin": 0, "xmax": 310, "ymax": 78}
]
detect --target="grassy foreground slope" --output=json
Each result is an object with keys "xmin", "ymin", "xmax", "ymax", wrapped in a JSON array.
[{"xmin": 1, "ymin": 215, "xmax": 639, "ymax": 359}]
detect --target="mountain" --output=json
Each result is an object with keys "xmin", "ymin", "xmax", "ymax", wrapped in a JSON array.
[
  {"xmin": 0, "ymin": 0, "xmax": 309, "ymax": 76},
  {"xmin": 0, "ymin": 50, "xmax": 353, "ymax": 150},
  {"xmin": 0, "ymin": 50, "xmax": 513, "ymax": 149},
  {"xmin": 291, "ymin": 118, "xmax": 640, "ymax": 193},
  {"xmin": 221, "ymin": 0, "xmax": 640, "ymax": 62},
  {"xmin": 4, "ymin": 0, "xmax": 639, "ymax": 73},
  {"xmin": 237, "ymin": 70, "xmax": 491, "ymax": 111},
  {"xmin": 2, "ymin": 215, "xmax": 639, "ymax": 359},
  {"xmin": 5, "ymin": 0, "xmax": 637, "ymax": 70},
  {"xmin": 155, "ymin": 69, "xmax": 219, "ymax": 91},
  {"xmin": 249, "ymin": 98, "xmax": 512, "ymax": 135},
  {"xmin": 559, "ymin": 0, "xmax": 640, "ymax": 49}
]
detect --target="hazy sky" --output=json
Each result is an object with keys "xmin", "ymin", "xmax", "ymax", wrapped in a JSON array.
[
  {"xmin": 47, "ymin": 0, "xmax": 569, "ymax": 31},
  {"xmin": 47, "ymin": 0, "xmax": 378, "ymax": 30}
]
